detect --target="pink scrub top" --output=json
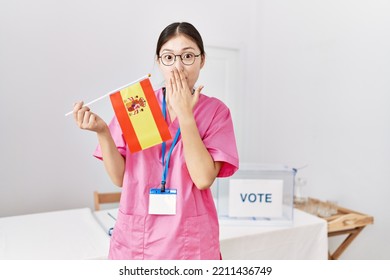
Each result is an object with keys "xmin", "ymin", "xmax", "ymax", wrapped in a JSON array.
[{"xmin": 94, "ymin": 88, "xmax": 239, "ymax": 260}]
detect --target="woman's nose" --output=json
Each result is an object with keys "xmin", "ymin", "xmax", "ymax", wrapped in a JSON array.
[{"xmin": 174, "ymin": 57, "xmax": 185, "ymax": 68}]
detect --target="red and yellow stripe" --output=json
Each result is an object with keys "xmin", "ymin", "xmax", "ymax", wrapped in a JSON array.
[{"xmin": 110, "ymin": 78, "xmax": 171, "ymax": 153}]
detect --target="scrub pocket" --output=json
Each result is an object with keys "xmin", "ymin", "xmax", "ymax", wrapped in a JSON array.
[
  {"xmin": 109, "ymin": 210, "xmax": 145, "ymax": 260},
  {"xmin": 184, "ymin": 213, "xmax": 219, "ymax": 259}
]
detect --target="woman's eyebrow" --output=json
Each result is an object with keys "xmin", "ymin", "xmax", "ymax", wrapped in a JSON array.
[{"xmin": 160, "ymin": 47, "xmax": 196, "ymax": 53}]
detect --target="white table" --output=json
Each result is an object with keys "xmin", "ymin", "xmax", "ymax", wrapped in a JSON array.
[
  {"xmin": 0, "ymin": 207, "xmax": 327, "ymax": 260},
  {"xmin": 0, "ymin": 208, "xmax": 110, "ymax": 260},
  {"xmin": 94, "ymin": 208, "xmax": 328, "ymax": 260},
  {"xmin": 219, "ymin": 209, "xmax": 328, "ymax": 259}
]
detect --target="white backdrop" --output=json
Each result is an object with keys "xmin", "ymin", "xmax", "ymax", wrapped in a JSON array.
[{"xmin": 1, "ymin": 0, "xmax": 389, "ymax": 259}]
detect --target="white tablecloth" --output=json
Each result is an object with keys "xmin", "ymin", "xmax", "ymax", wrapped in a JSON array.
[
  {"xmin": 94, "ymin": 208, "xmax": 328, "ymax": 260},
  {"xmin": 0, "ymin": 207, "xmax": 327, "ymax": 260},
  {"xmin": 0, "ymin": 208, "xmax": 109, "ymax": 260},
  {"xmin": 219, "ymin": 209, "xmax": 328, "ymax": 259}
]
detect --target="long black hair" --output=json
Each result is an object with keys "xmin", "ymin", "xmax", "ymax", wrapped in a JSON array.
[{"xmin": 156, "ymin": 22, "xmax": 205, "ymax": 56}]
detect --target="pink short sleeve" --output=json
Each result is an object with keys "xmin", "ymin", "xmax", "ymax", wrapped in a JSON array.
[
  {"xmin": 93, "ymin": 116, "xmax": 127, "ymax": 160},
  {"xmin": 202, "ymin": 103, "xmax": 239, "ymax": 177}
]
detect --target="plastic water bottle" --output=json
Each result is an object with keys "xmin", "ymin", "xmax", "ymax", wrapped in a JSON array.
[{"xmin": 294, "ymin": 177, "xmax": 308, "ymax": 204}]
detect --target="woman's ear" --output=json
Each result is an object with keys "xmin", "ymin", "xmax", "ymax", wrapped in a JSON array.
[{"xmin": 200, "ymin": 54, "xmax": 205, "ymax": 69}]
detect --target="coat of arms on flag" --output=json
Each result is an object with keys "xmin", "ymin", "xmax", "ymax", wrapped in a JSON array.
[{"xmin": 124, "ymin": 96, "xmax": 147, "ymax": 116}]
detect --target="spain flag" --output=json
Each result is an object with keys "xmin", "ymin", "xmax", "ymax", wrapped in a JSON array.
[{"xmin": 110, "ymin": 78, "xmax": 171, "ymax": 153}]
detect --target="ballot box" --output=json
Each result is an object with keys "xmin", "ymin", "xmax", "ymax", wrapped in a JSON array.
[{"xmin": 212, "ymin": 163, "xmax": 296, "ymax": 225}]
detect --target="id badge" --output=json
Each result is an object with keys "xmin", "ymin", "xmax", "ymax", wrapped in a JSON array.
[{"xmin": 148, "ymin": 188, "xmax": 177, "ymax": 215}]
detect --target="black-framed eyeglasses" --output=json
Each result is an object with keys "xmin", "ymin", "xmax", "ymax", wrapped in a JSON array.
[{"xmin": 158, "ymin": 52, "xmax": 201, "ymax": 66}]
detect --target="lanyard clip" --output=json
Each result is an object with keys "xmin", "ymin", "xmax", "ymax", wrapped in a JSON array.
[{"xmin": 161, "ymin": 181, "xmax": 166, "ymax": 192}]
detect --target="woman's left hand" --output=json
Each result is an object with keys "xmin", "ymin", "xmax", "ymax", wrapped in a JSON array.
[{"xmin": 166, "ymin": 67, "xmax": 203, "ymax": 119}]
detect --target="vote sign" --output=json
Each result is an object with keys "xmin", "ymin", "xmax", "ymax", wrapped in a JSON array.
[{"xmin": 228, "ymin": 179, "xmax": 283, "ymax": 218}]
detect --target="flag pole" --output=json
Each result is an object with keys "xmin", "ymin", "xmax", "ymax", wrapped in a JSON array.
[{"xmin": 64, "ymin": 73, "xmax": 151, "ymax": 116}]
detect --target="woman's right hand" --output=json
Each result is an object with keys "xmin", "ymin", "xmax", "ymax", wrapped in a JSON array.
[{"xmin": 73, "ymin": 101, "xmax": 108, "ymax": 134}]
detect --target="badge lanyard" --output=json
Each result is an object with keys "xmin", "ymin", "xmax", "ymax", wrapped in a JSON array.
[{"xmin": 161, "ymin": 90, "xmax": 181, "ymax": 192}]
